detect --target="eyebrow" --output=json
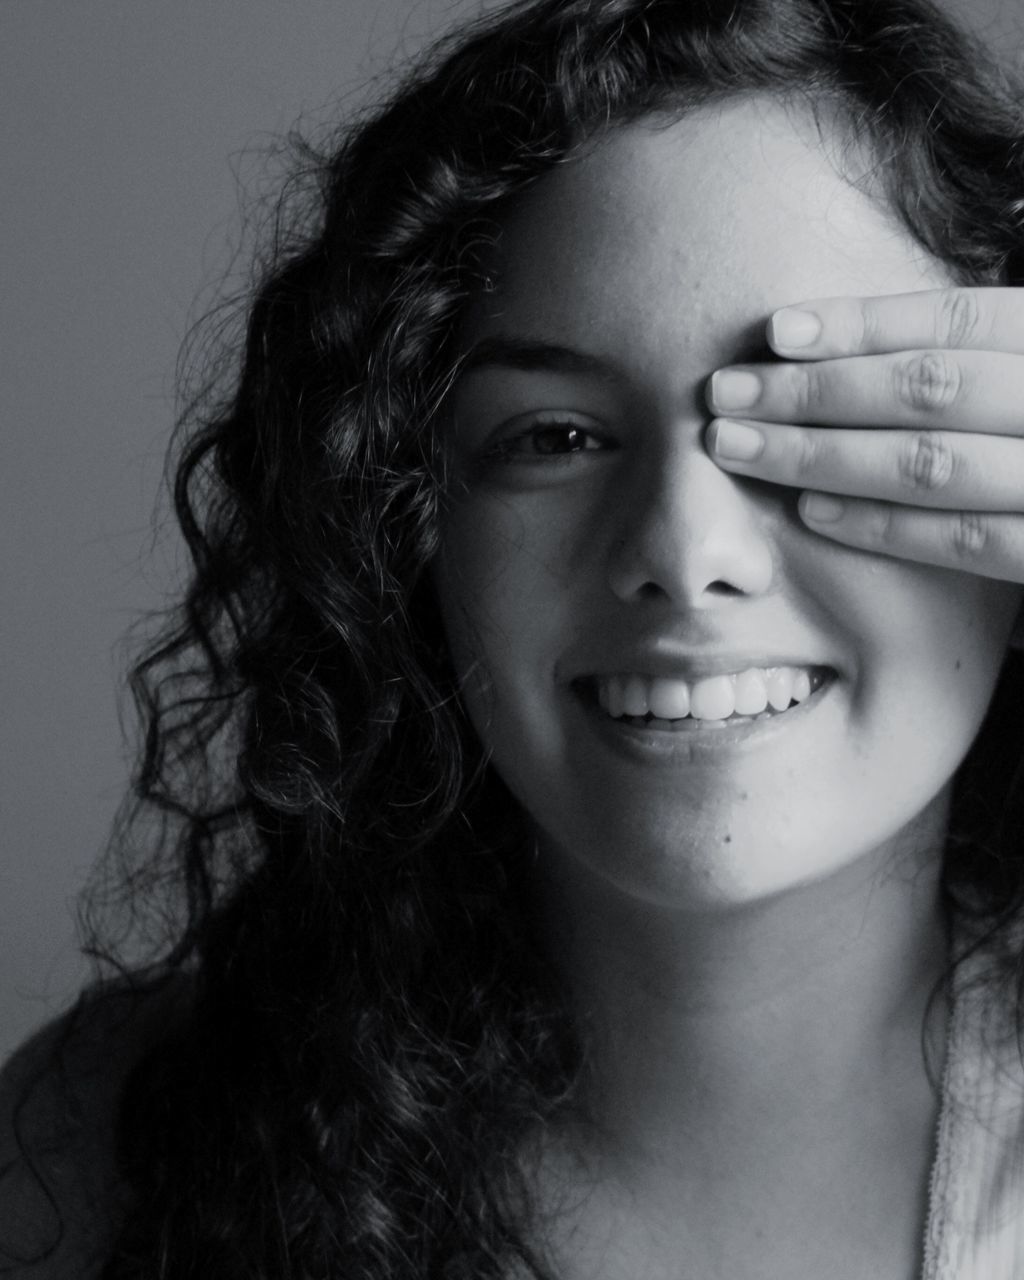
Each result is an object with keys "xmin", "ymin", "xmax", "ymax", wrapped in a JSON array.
[{"xmin": 457, "ymin": 335, "xmax": 630, "ymax": 385}]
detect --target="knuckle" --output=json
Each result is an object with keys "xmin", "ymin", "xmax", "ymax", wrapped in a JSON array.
[
  {"xmin": 794, "ymin": 427, "xmax": 825, "ymax": 481},
  {"xmin": 853, "ymin": 298, "xmax": 880, "ymax": 351},
  {"xmin": 948, "ymin": 510, "xmax": 989, "ymax": 561},
  {"xmin": 790, "ymin": 362, "xmax": 822, "ymax": 419},
  {"xmin": 892, "ymin": 352, "xmax": 964, "ymax": 413},
  {"xmin": 936, "ymin": 288, "xmax": 982, "ymax": 349},
  {"xmin": 897, "ymin": 431, "xmax": 956, "ymax": 493},
  {"xmin": 862, "ymin": 503, "xmax": 895, "ymax": 550}
]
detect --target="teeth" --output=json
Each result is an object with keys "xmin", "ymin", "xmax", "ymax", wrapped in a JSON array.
[
  {"xmin": 733, "ymin": 668, "xmax": 768, "ymax": 716},
  {"xmin": 691, "ymin": 675, "xmax": 735, "ymax": 720},
  {"xmin": 765, "ymin": 667, "xmax": 794, "ymax": 712},
  {"xmin": 592, "ymin": 666, "xmax": 826, "ymax": 725},
  {"xmin": 792, "ymin": 669, "xmax": 812, "ymax": 703},
  {"xmin": 648, "ymin": 677, "xmax": 690, "ymax": 720},
  {"xmin": 622, "ymin": 674, "xmax": 649, "ymax": 717}
]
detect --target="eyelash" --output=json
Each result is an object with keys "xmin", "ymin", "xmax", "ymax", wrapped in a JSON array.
[{"xmin": 484, "ymin": 419, "xmax": 616, "ymax": 463}]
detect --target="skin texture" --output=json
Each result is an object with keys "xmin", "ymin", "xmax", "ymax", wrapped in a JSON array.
[
  {"xmin": 438, "ymin": 100, "xmax": 1021, "ymax": 910},
  {"xmin": 709, "ymin": 287, "xmax": 1024, "ymax": 581},
  {"xmin": 435, "ymin": 98, "xmax": 1024, "ymax": 1278}
]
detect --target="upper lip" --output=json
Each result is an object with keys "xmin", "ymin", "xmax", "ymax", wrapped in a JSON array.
[{"xmin": 563, "ymin": 647, "xmax": 838, "ymax": 684}]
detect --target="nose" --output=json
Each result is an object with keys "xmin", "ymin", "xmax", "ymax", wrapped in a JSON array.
[{"xmin": 606, "ymin": 436, "xmax": 775, "ymax": 607}]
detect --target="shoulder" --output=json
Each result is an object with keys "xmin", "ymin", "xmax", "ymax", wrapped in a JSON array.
[{"xmin": 0, "ymin": 972, "xmax": 192, "ymax": 1278}]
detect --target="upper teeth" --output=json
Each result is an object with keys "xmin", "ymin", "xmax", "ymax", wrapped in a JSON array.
[{"xmin": 595, "ymin": 667, "xmax": 820, "ymax": 722}]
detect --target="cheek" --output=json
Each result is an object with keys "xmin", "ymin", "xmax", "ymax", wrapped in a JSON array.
[
  {"xmin": 840, "ymin": 565, "xmax": 1021, "ymax": 737},
  {"xmin": 434, "ymin": 494, "xmax": 580, "ymax": 665},
  {"xmin": 911, "ymin": 572, "xmax": 1019, "ymax": 677},
  {"xmin": 433, "ymin": 493, "xmax": 596, "ymax": 794},
  {"xmin": 959, "ymin": 577, "xmax": 1024, "ymax": 652},
  {"xmin": 433, "ymin": 502, "xmax": 544, "ymax": 731}
]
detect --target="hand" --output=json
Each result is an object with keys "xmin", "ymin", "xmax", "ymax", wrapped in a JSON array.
[{"xmin": 704, "ymin": 287, "xmax": 1024, "ymax": 583}]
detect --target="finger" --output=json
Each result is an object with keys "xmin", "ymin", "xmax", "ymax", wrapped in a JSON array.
[
  {"xmin": 765, "ymin": 287, "xmax": 1024, "ymax": 361},
  {"xmin": 706, "ymin": 349, "xmax": 1024, "ymax": 437},
  {"xmin": 707, "ymin": 420, "xmax": 1024, "ymax": 511},
  {"xmin": 796, "ymin": 495, "xmax": 1024, "ymax": 583}
]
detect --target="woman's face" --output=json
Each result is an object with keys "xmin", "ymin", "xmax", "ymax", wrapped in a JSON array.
[{"xmin": 434, "ymin": 97, "xmax": 1022, "ymax": 910}]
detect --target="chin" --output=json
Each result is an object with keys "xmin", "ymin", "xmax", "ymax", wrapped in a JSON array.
[{"xmin": 540, "ymin": 807, "xmax": 940, "ymax": 914}]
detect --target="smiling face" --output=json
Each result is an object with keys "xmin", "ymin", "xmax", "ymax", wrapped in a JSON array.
[{"xmin": 433, "ymin": 97, "xmax": 1021, "ymax": 910}]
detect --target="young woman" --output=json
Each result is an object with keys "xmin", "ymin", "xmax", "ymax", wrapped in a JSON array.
[{"xmin": 5, "ymin": 0, "xmax": 1024, "ymax": 1276}]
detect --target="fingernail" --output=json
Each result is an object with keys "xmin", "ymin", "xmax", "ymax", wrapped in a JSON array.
[
  {"xmin": 710, "ymin": 418, "xmax": 764, "ymax": 462},
  {"xmin": 710, "ymin": 369, "xmax": 762, "ymax": 412},
  {"xmin": 801, "ymin": 492, "xmax": 845, "ymax": 523},
  {"xmin": 770, "ymin": 308, "xmax": 822, "ymax": 350}
]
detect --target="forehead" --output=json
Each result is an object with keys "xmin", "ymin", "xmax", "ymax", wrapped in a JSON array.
[{"xmin": 464, "ymin": 96, "xmax": 952, "ymax": 369}]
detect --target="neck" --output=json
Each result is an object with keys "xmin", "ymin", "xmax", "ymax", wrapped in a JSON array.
[{"xmin": 534, "ymin": 803, "xmax": 950, "ymax": 1182}]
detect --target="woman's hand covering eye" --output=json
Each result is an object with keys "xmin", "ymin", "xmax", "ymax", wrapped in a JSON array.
[{"xmin": 705, "ymin": 288, "xmax": 1024, "ymax": 584}]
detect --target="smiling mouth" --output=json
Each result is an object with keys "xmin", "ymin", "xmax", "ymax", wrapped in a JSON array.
[{"xmin": 574, "ymin": 666, "xmax": 836, "ymax": 731}]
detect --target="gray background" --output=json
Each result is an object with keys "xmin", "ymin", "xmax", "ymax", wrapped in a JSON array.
[{"xmin": 3, "ymin": 0, "xmax": 1022, "ymax": 1066}]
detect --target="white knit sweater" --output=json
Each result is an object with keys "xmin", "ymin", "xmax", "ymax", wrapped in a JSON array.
[{"xmin": 922, "ymin": 923, "xmax": 1024, "ymax": 1279}]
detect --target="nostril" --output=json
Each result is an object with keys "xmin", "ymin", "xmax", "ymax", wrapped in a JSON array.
[{"xmin": 606, "ymin": 500, "xmax": 775, "ymax": 605}]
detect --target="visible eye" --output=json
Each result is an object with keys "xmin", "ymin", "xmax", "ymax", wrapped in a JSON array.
[{"xmin": 487, "ymin": 417, "xmax": 616, "ymax": 462}]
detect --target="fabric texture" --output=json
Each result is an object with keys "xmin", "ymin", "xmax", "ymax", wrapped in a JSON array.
[
  {"xmin": 2, "ymin": 935, "xmax": 1024, "ymax": 1277},
  {"xmin": 922, "ymin": 921, "xmax": 1024, "ymax": 1279},
  {"xmin": 0, "ymin": 975, "xmax": 190, "ymax": 1278}
]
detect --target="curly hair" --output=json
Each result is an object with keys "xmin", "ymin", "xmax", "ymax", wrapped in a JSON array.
[{"xmin": 15, "ymin": 0, "xmax": 1024, "ymax": 1276}]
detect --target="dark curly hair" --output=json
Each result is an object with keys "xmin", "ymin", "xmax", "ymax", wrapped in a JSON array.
[{"xmin": 10, "ymin": 0, "xmax": 1024, "ymax": 1276}]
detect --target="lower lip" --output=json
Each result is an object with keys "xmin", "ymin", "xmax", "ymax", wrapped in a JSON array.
[{"xmin": 572, "ymin": 673, "xmax": 837, "ymax": 762}]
